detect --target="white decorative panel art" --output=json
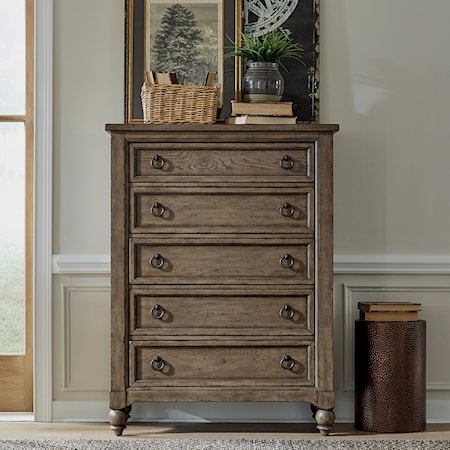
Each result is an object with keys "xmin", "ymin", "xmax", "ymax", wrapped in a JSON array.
[{"xmin": 244, "ymin": 0, "xmax": 299, "ymax": 36}]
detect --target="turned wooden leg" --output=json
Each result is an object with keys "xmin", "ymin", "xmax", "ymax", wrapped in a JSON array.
[
  {"xmin": 314, "ymin": 408, "xmax": 335, "ymax": 436},
  {"xmin": 109, "ymin": 406, "xmax": 131, "ymax": 436}
]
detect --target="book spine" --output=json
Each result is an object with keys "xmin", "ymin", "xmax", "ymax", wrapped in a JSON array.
[
  {"xmin": 359, "ymin": 310, "xmax": 419, "ymax": 321},
  {"xmin": 358, "ymin": 302, "xmax": 421, "ymax": 312}
]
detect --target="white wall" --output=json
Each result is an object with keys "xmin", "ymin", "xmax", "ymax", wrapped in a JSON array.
[
  {"xmin": 53, "ymin": 0, "xmax": 123, "ymax": 254},
  {"xmin": 322, "ymin": 0, "xmax": 450, "ymax": 255},
  {"xmin": 51, "ymin": 0, "xmax": 450, "ymax": 423}
]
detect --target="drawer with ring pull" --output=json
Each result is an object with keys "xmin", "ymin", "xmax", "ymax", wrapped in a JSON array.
[
  {"xmin": 129, "ymin": 144, "xmax": 314, "ymax": 183},
  {"xmin": 129, "ymin": 341, "xmax": 314, "ymax": 386},
  {"xmin": 130, "ymin": 187, "xmax": 314, "ymax": 235},
  {"xmin": 129, "ymin": 289, "xmax": 315, "ymax": 336},
  {"xmin": 129, "ymin": 238, "xmax": 314, "ymax": 285}
]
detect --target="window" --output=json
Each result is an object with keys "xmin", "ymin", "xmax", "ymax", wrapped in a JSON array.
[{"xmin": 0, "ymin": 0, "xmax": 34, "ymax": 412}]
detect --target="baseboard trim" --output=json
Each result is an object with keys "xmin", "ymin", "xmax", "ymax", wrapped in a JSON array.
[
  {"xmin": 52, "ymin": 401, "xmax": 317, "ymax": 423},
  {"xmin": 51, "ymin": 400, "xmax": 450, "ymax": 423},
  {"xmin": 0, "ymin": 413, "xmax": 35, "ymax": 422},
  {"xmin": 52, "ymin": 254, "xmax": 450, "ymax": 275}
]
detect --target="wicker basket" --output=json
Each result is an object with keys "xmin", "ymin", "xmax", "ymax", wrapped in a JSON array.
[{"xmin": 141, "ymin": 83, "xmax": 221, "ymax": 124}]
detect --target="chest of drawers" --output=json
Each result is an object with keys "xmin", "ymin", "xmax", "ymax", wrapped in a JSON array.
[{"xmin": 106, "ymin": 123, "xmax": 339, "ymax": 436}]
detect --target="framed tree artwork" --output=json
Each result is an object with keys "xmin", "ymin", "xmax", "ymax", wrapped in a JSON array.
[{"xmin": 125, "ymin": 0, "xmax": 241, "ymax": 122}]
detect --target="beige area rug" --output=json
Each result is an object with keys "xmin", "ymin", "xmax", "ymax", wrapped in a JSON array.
[{"xmin": 0, "ymin": 440, "xmax": 449, "ymax": 449}]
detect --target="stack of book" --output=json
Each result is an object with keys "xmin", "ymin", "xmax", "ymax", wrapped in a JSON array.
[
  {"xmin": 358, "ymin": 302, "xmax": 421, "ymax": 322},
  {"xmin": 225, "ymin": 101, "xmax": 297, "ymax": 125}
]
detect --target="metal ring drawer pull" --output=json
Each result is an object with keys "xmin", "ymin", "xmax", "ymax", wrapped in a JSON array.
[
  {"xmin": 280, "ymin": 202, "xmax": 295, "ymax": 217},
  {"xmin": 150, "ymin": 356, "xmax": 165, "ymax": 371},
  {"xmin": 151, "ymin": 202, "xmax": 165, "ymax": 217},
  {"xmin": 279, "ymin": 304, "xmax": 295, "ymax": 320},
  {"xmin": 279, "ymin": 253, "xmax": 294, "ymax": 269},
  {"xmin": 150, "ymin": 154, "xmax": 165, "ymax": 169},
  {"xmin": 280, "ymin": 155, "xmax": 294, "ymax": 170},
  {"xmin": 150, "ymin": 304, "xmax": 166, "ymax": 320},
  {"xmin": 150, "ymin": 253, "xmax": 164, "ymax": 269},
  {"xmin": 280, "ymin": 355, "xmax": 295, "ymax": 371}
]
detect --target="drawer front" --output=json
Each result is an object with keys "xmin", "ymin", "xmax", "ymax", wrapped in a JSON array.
[
  {"xmin": 130, "ymin": 343, "xmax": 314, "ymax": 386},
  {"xmin": 130, "ymin": 241, "xmax": 314, "ymax": 285},
  {"xmin": 130, "ymin": 144, "xmax": 313, "ymax": 182},
  {"xmin": 131, "ymin": 188, "xmax": 314, "ymax": 234},
  {"xmin": 130, "ymin": 291, "xmax": 314, "ymax": 336}
]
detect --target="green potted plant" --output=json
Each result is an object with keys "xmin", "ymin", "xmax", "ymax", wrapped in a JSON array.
[{"xmin": 226, "ymin": 28, "xmax": 304, "ymax": 102}]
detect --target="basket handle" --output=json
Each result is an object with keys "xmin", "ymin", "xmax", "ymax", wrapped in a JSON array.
[
  {"xmin": 204, "ymin": 72, "xmax": 217, "ymax": 86},
  {"xmin": 145, "ymin": 71, "xmax": 155, "ymax": 85}
]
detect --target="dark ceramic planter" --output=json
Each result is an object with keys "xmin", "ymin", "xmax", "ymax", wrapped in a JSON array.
[{"xmin": 243, "ymin": 61, "xmax": 284, "ymax": 102}]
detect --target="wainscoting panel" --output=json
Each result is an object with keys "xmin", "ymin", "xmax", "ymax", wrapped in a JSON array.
[
  {"xmin": 51, "ymin": 255, "xmax": 450, "ymax": 422},
  {"xmin": 333, "ymin": 268, "xmax": 450, "ymax": 424},
  {"xmin": 341, "ymin": 283, "xmax": 450, "ymax": 392},
  {"xmin": 53, "ymin": 274, "xmax": 111, "ymax": 402},
  {"xmin": 63, "ymin": 285, "xmax": 111, "ymax": 391}
]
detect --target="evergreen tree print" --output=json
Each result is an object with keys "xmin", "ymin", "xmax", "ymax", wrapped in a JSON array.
[{"xmin": 152, "ymin": 3, "xmax": 214, "ymax": 85}]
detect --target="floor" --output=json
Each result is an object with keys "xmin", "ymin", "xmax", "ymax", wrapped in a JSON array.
[{"xmin": 0, "ymin": 422, "xmax": 449, "ymax": 441}]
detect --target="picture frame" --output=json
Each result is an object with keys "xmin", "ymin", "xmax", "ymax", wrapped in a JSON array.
[
  {"xmin": 125, "ymin": 0, "xmax": 241, "ymax": 123},
  {"xmin": 242, "ymin": 0, "xmax": 320, "ymax": 122}
]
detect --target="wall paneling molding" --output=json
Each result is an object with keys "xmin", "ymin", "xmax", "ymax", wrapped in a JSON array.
[
  {"xmin": 53, "ymin": 254, "xmax": 450, "ymax": 275},
  {"xmin": 342, "ymin": 283, "xmax": 450, "ymax": 392},
  {"xmin": 334, "ymin": 255, "xmax": 450, "ymax": 274},
  {"xmin": 35, "ymin": 0, "xmax": 54, "ymax": 422}
]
